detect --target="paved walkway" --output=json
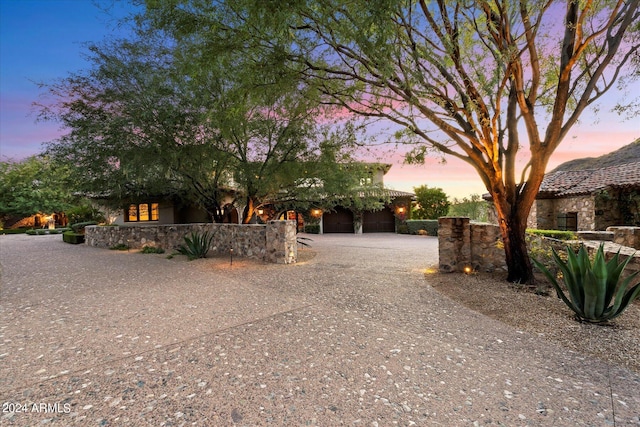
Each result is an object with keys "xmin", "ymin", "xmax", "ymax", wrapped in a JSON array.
[{"xmin": 0, "ymin": 233, "xmax": 638, "ymax": 426}]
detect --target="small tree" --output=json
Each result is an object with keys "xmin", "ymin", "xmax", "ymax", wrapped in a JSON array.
[
  {"xmin": 448, "ymin": 194, "xmax": 491, "ymax": 222},
  {"xmin": 412, "ymin": 185, "xmax": 450, "ymax": 219},
  {"xmin": 0, "ymin": 156, "xmax": 74, "ymax": 225}
]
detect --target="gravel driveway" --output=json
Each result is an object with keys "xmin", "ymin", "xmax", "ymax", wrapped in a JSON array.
[{"xmin": 1, "ymin": 233, "xmax": 638, "ymax": 426}]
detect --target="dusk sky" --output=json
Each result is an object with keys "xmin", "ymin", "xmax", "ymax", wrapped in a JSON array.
[{"xmin": 1, "ymin": 1, "xmax": 638, "ymax": 198}]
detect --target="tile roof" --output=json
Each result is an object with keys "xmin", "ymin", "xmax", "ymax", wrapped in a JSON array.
[{"xmin": 538, "ymin": 161, "xmax": 640, "ymax": 198}]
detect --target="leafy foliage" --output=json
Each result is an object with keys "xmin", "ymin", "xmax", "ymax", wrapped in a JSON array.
[
  {"xmin": 448, "ymin": 194, "xmax": 491, "ymax": 222},
  {"xmin": 110, "ymin": 243, "xmax": 129, "ymax": 251},
  {"xmin": 177, "ymin": 231, "xmax": 214, "ymax": 260},
  {"xmin": 527, "ymin": 229, "xmax": 577, "ymax": 240},
  {"xmin": 412, "ymin": 186, "xmax": 449, "ymax": 219},
  {"xmin": 157, "ymin": 0, "xmax": 639, "ymax": 283},
  {"xmin": 0, "ymin": 156, "xmax": 74, "ymax": 222},
  {"xmin": 66, "ymin": 203, "xmax": 106, "ymax": 225},
  {"xmin": 39, "ymin": 16, "xmax": 364, "ymax": 224},
  {"xmin": 533, "ymin": 244, "xmax": 640, "ymax": 323},
  {"xmin": 405, "ymin": 220, "xmax": 439, "ymax": 236}
]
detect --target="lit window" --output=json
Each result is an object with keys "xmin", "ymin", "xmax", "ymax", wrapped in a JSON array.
[
  {"xmin": 151, "ymin": 203, "xmax": 159, "ymax": 221},
  {"xmin": 126, "ymin": 203, "xmax": 159, "ymax": 222},
  {"xmin": 128, "ymin": 204, "xmax": 138, "ymax": 222},
  {"xmin": 139, "ymin": 204, "xmax": 149, "ymax": 221}
]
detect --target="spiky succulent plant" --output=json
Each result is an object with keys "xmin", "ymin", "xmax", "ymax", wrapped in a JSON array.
[
  {"xmin": 533, "ymin": 244, "xmax": 640, "ymax": 323},
  {"xmin": 177, "ymin": 231, "xmax": 214, "ymax": 260}
]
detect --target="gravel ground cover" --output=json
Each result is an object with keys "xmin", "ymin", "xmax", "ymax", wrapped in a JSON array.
[
  {"xmin": 429, "ymin": 272, "xmax": 640, "ymax": 375},
  {"xmin": 1, "ymin": 233, "xmax": 638, "ymax": 426}
]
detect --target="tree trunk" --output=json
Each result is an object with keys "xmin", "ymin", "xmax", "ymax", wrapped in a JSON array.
[
  {"xmin": 498, "ymin": 207, "xmax": 533, "ymax": 284},
  {"xmin": 242, "ymin": 196, "xmax": 255, "ymax": 224}
]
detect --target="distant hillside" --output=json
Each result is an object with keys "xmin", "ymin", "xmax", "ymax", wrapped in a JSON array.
[{"xmin": 551, "ymin": 139, "xmax": 640, "ymax": 172}]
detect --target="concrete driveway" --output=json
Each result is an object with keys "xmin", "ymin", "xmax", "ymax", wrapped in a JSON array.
[{"xmin": 0, "ymin": 233, "xmax": 638, "ymax": 426}]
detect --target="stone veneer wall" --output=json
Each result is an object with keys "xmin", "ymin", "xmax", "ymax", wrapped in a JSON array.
[
  {"xmin": 439, "ymin": 217, "xmax": 640, "ymax": 276},
  {"xmin": 556, "ymin": 195, "xmax": 595, "ymax": 231},
  {"xmin": 607, "ymin": 226, "xmax": 640, "ymax": 250},
  {"xmin": 438, "ymin": 217, "xmax": 505, "ymax": 273},
  {"xmin": 530, "ymin": 193, "xmax": 640, "ymax": 232},
  {"xmin": 85, "ymin": 221, "xmax": 298, "ymax": 264}
]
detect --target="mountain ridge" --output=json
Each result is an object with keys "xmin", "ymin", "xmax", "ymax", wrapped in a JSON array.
[{"xmin": 551, "ymin": 139, "xmax": 640, "ymax": 172}]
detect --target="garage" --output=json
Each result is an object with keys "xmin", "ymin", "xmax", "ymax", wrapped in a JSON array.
[
  {"xmin": 322, "ymin": 207, "xmax": 354, "ymax": 233},
  {"xmin": 363, "ymin": 207, "xmax": 396, "ymax": 233}
]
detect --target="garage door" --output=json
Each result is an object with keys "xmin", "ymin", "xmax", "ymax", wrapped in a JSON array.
[
  {"xmin": 363, "ymin": 207, "xmax": 395, "ymax": 233},
  {"xmin": 323, "ymin": 207, "xmax": 354, "ymax": 233}
]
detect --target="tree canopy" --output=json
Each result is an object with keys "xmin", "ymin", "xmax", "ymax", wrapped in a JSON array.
[
  {"xmin": 151, "ymin": 0, "xmax": 639, "ymax": 281},
  {"xmin": 38, "ymin": 15, "xmax": 379, "ymax": 223},
  {"xmin": 412, "ymin": 185, "xmax": 450, "ymax": 219},
  {"xmin": 0, "ymin": 156, "xmax": 74, "ymax": 224}
]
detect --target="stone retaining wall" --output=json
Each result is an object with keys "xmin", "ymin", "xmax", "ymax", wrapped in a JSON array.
[
  {"xmin": 85, "ymin": 221, "xmax": 298, "ymax": 264},
  {"xmin": 607, "ymin": 226, "xmax": 640, "ymax": 250},
  {"xmin": 439, "ymin": 217, "xmax": 640, "ymax": 276}
]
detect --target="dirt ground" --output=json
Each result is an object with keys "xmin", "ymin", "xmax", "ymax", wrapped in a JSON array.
[{"xmin": 429, "ymin": 271, "xmax": 640, "ymax": 375}]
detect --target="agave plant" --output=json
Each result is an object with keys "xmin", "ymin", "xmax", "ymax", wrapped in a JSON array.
[
  {"xmin": 533, "ymin": 244, "xmax": 640, "ymax": 323},
  {"xmin": 177, "ymin": 231, "xmax": 214, "ymax": 260}
]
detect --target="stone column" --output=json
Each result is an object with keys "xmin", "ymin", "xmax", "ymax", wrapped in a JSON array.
[
  {"xmin": 266, "ymin": 220, "xmax": 298, "ymax": 264},
  {"xmin": 438, "ymin": 217, "xmax": 471, "ymax": 273}
]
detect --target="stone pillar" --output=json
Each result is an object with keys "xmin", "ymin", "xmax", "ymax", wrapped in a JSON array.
[
  {"xmin": 266, "ymin": 220, "xmax": 298, "ymax": 264},
  {"xmin": 438, "ymin": 217, "xmax": 471, "ymax": 273}
]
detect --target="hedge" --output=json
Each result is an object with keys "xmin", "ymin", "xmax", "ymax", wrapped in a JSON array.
[
  {"xmin": 526, "ymin": 229, "xmax": 577, "ymax": 240},
  {"xmin": 70, "ymin": 221, "xmax": 98, "ymax": 233},
  {"xmin": 304, "ymin": 224, "xmax": 321, "ymax": 234},
  {"xmin": 405, "ymin": 220, "xmax": 439, "ymax": 236},
  {"xmin": 0, "ymin": 229, "xmax": 29, "ymax": 235},
  {"xmin": 63, "ymin": 231, "xmax": 85, "ymax": 244}
]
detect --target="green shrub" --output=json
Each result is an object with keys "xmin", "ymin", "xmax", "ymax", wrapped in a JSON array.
[
  {"xmin": 533, "ymin": 244, "xmax": 640, "ymax": 323},
  {"xmin": 396, "ymin": 224, "xmax": 409, "ymax": 234},
  {"xmin": 177, "ymin": 231, "xmax": 213, "ymax": 260},
  {"xmin": 304, "ymin": 224, "xmax": 320, "ymax": 234},
  {"xmin": 140, "ymin": 246, "xmax": 165, "ymax": 254},
  {"xmin": 527, "ymin": 229, "xmax": 577, "ymax": 240},
  {"xmin": 70, "ymin": 221, "xmax": 98, "ymax": 234},
  {"xmin": 66, "ymin": 204, "xmax": 105, "ymax": 224},
  {"xmin": 26, "ymin": 228, "xmax": 70, "ymax": 236},
  {"xmin": 48, "ymin": 228, "xmax": 69, "ymax": 234},
  {"xmin": 0, "ymin": 228, "xmax": 29, "ymax": 235},
  {"xmin": 62, "ymin": 231, "xmax": 85, "ymax": 244},
  {"xmin": 110, "ymin": 243, "xmax": 129, "ymax": 251},
  {"xmin": 405, "ymin": 220, "xmax": 439, "ymax": 236}
]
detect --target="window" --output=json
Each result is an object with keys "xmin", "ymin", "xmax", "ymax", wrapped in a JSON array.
[
  {"xmin": 127, "ymin": 203, "xmax": 159, "ymax": 222},
  {"xmin": 557, "ymin": 212, "xmax": 578, "ymax": 231}
]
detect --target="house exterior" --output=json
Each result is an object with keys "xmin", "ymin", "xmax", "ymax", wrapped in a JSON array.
[
  {"xmin": 528, "ymin": 161, "xmax": 640, "ymax": 231},
  {"xmin": 313, "ymin": 163, "xmax": 414, "ymax": 234},
  {"xmin": 110, "ymin": 193, "xmax": 239, "ymax": 226},
  {"xmin": 319, "ymin": 188, "xmax": 415, "ymax": 234},
  {"xmin": 109, "ymin": 163, "xmax": 415, "ymax": 233}
]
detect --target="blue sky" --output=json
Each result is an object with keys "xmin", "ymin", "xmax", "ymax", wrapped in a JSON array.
[
  {"xmin": 1, "ymin": 0, "xmax": 638, "ymax": 198},
  {"xmin": 0, "ymin": 0, "xmax": 135, "ymax": 159}
]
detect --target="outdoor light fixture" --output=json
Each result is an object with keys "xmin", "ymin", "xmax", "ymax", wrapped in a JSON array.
[
  {"xmin": 311, "ymin": 209, "xmax": 322, "ymax": 217},
  {"xmin": 397, "ymin": 206, "xmax": 405, "ymax": 214},
  {"xmin": 463, "ymin": 265, "xmax": 473, "ymax": 274},
  {"xmin": 257, "ymin": 208, "xmax": 264, "ymax": 215}
]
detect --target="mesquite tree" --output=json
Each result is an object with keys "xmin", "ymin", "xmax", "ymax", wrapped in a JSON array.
[{"xmin": 149, "ymin": 0, "xmax": 639, "ymax": 282}]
